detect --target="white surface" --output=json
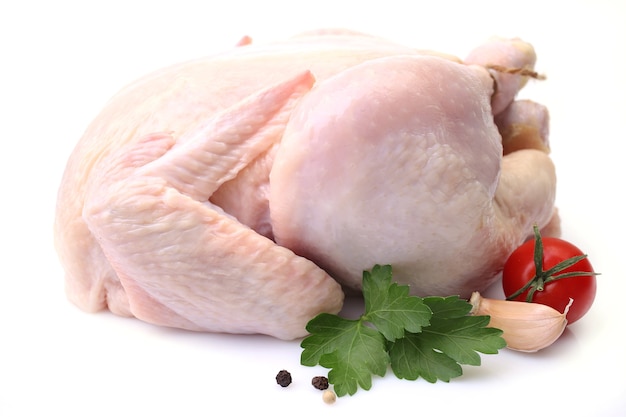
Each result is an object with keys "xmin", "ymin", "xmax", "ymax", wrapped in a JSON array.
[{"xmin": 1, "ymin": 1, "xmax": 625, "ymax": 415}]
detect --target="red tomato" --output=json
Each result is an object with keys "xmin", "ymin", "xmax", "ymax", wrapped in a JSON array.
[{"xmin": 502, "ymin": 231, "xmax": 597, "ymax": 325}]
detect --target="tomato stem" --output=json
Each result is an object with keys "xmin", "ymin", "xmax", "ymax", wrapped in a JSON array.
[{"xmin": 505, "ymin": 225, "xmax": 598, "ymax": 302}]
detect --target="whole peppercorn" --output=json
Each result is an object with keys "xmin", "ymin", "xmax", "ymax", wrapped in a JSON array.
[
  {"xmin": 322, "ymin": 390, "xmax": 336, "ymax": 404},
  {"xmin": 311, "ymin": 376, "xmax": 329, "ymax": 390},
  {"xmin": 275, "ymin": 370, "xmax": 292, "ymax": 387}
]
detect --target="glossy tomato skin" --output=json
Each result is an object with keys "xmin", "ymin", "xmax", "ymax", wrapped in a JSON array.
[{"xmin": 502, "ymin": 237, "xmax": 596, "ymax": 325}]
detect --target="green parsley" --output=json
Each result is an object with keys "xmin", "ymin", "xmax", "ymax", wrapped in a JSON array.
[{"xmin": 300, "ymin": 265, "xmax": 506, "ymax": 396}]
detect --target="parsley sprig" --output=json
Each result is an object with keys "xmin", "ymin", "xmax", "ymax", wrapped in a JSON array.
[{"xmin": 300, "ymin": 265, "xmax": 506, "ymax": 397}]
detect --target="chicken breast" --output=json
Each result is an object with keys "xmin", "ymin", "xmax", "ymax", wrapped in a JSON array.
[
  {"xmin": 270, "ymin": 53, "xmax": 556, "ymax": 297},
  {"xmin": 54, "ymin": 30, "xmax": 557, "ymax": 339}
]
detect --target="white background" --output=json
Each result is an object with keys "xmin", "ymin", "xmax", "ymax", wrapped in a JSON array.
[{"xmin": 1, "ymin": 1, "xmax": 625, "ymax": 415}]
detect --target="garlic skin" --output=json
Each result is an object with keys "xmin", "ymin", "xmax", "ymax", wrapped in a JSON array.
[{"xmin": 469, "ymin": 292, "xmax": 570, "ymax": 352}]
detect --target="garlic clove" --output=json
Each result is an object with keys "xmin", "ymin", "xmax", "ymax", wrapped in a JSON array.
[{"xmin": 469, "ymin": 292, "xmax": 570, "ymax": 353}]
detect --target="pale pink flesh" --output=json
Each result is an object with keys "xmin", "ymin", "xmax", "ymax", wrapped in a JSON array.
[
  {"xmin": 270, "ymin": 54, "xmax": 555, "ymax": 297},
  {"xmin": 80, "ymin": 72, "xmax": 343, "ymax": 340},
  {"xmin": 54, "ymin": 31, "xmax": 558, "ymax": 338}
]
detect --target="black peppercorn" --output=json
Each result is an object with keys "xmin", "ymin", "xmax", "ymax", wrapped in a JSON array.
[
  {"xmin": 275, "ymin": 370, "xmax": 292, "ymax": 387},
  {"xmin": 311, "ymin": 375, "xmax": 329, "ymax": 390}
]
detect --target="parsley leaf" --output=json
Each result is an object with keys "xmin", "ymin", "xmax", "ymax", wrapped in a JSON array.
[
  {"xmin": 420, "ymin": 296, "xmax": 506, "ymax": 365},
  {"xmin": 301, "ymin": 265, "xmax": 429, "ymax": 396},
  {"xmin": 301, "ymin": 314, "xmax": 388, "ymax": 396},
  {"xmin": 388, "ymin": 335, "xmax": 463, "ymax": 382},
  {"xmin": 362, "ymin": 265, "xmax": 432, "ymax": 341},
  {"xmin": 389, "ymin": 296, "xmax": 506, "ymax": 382},
  {"xmin": 300, "ymin": 265, "xmax": 505, "ymax": 396}
]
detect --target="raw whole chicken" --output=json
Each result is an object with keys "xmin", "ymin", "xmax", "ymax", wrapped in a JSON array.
[{"xmin": 54, "ymin": 30, "xmax": 558, "ymax": 340}]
